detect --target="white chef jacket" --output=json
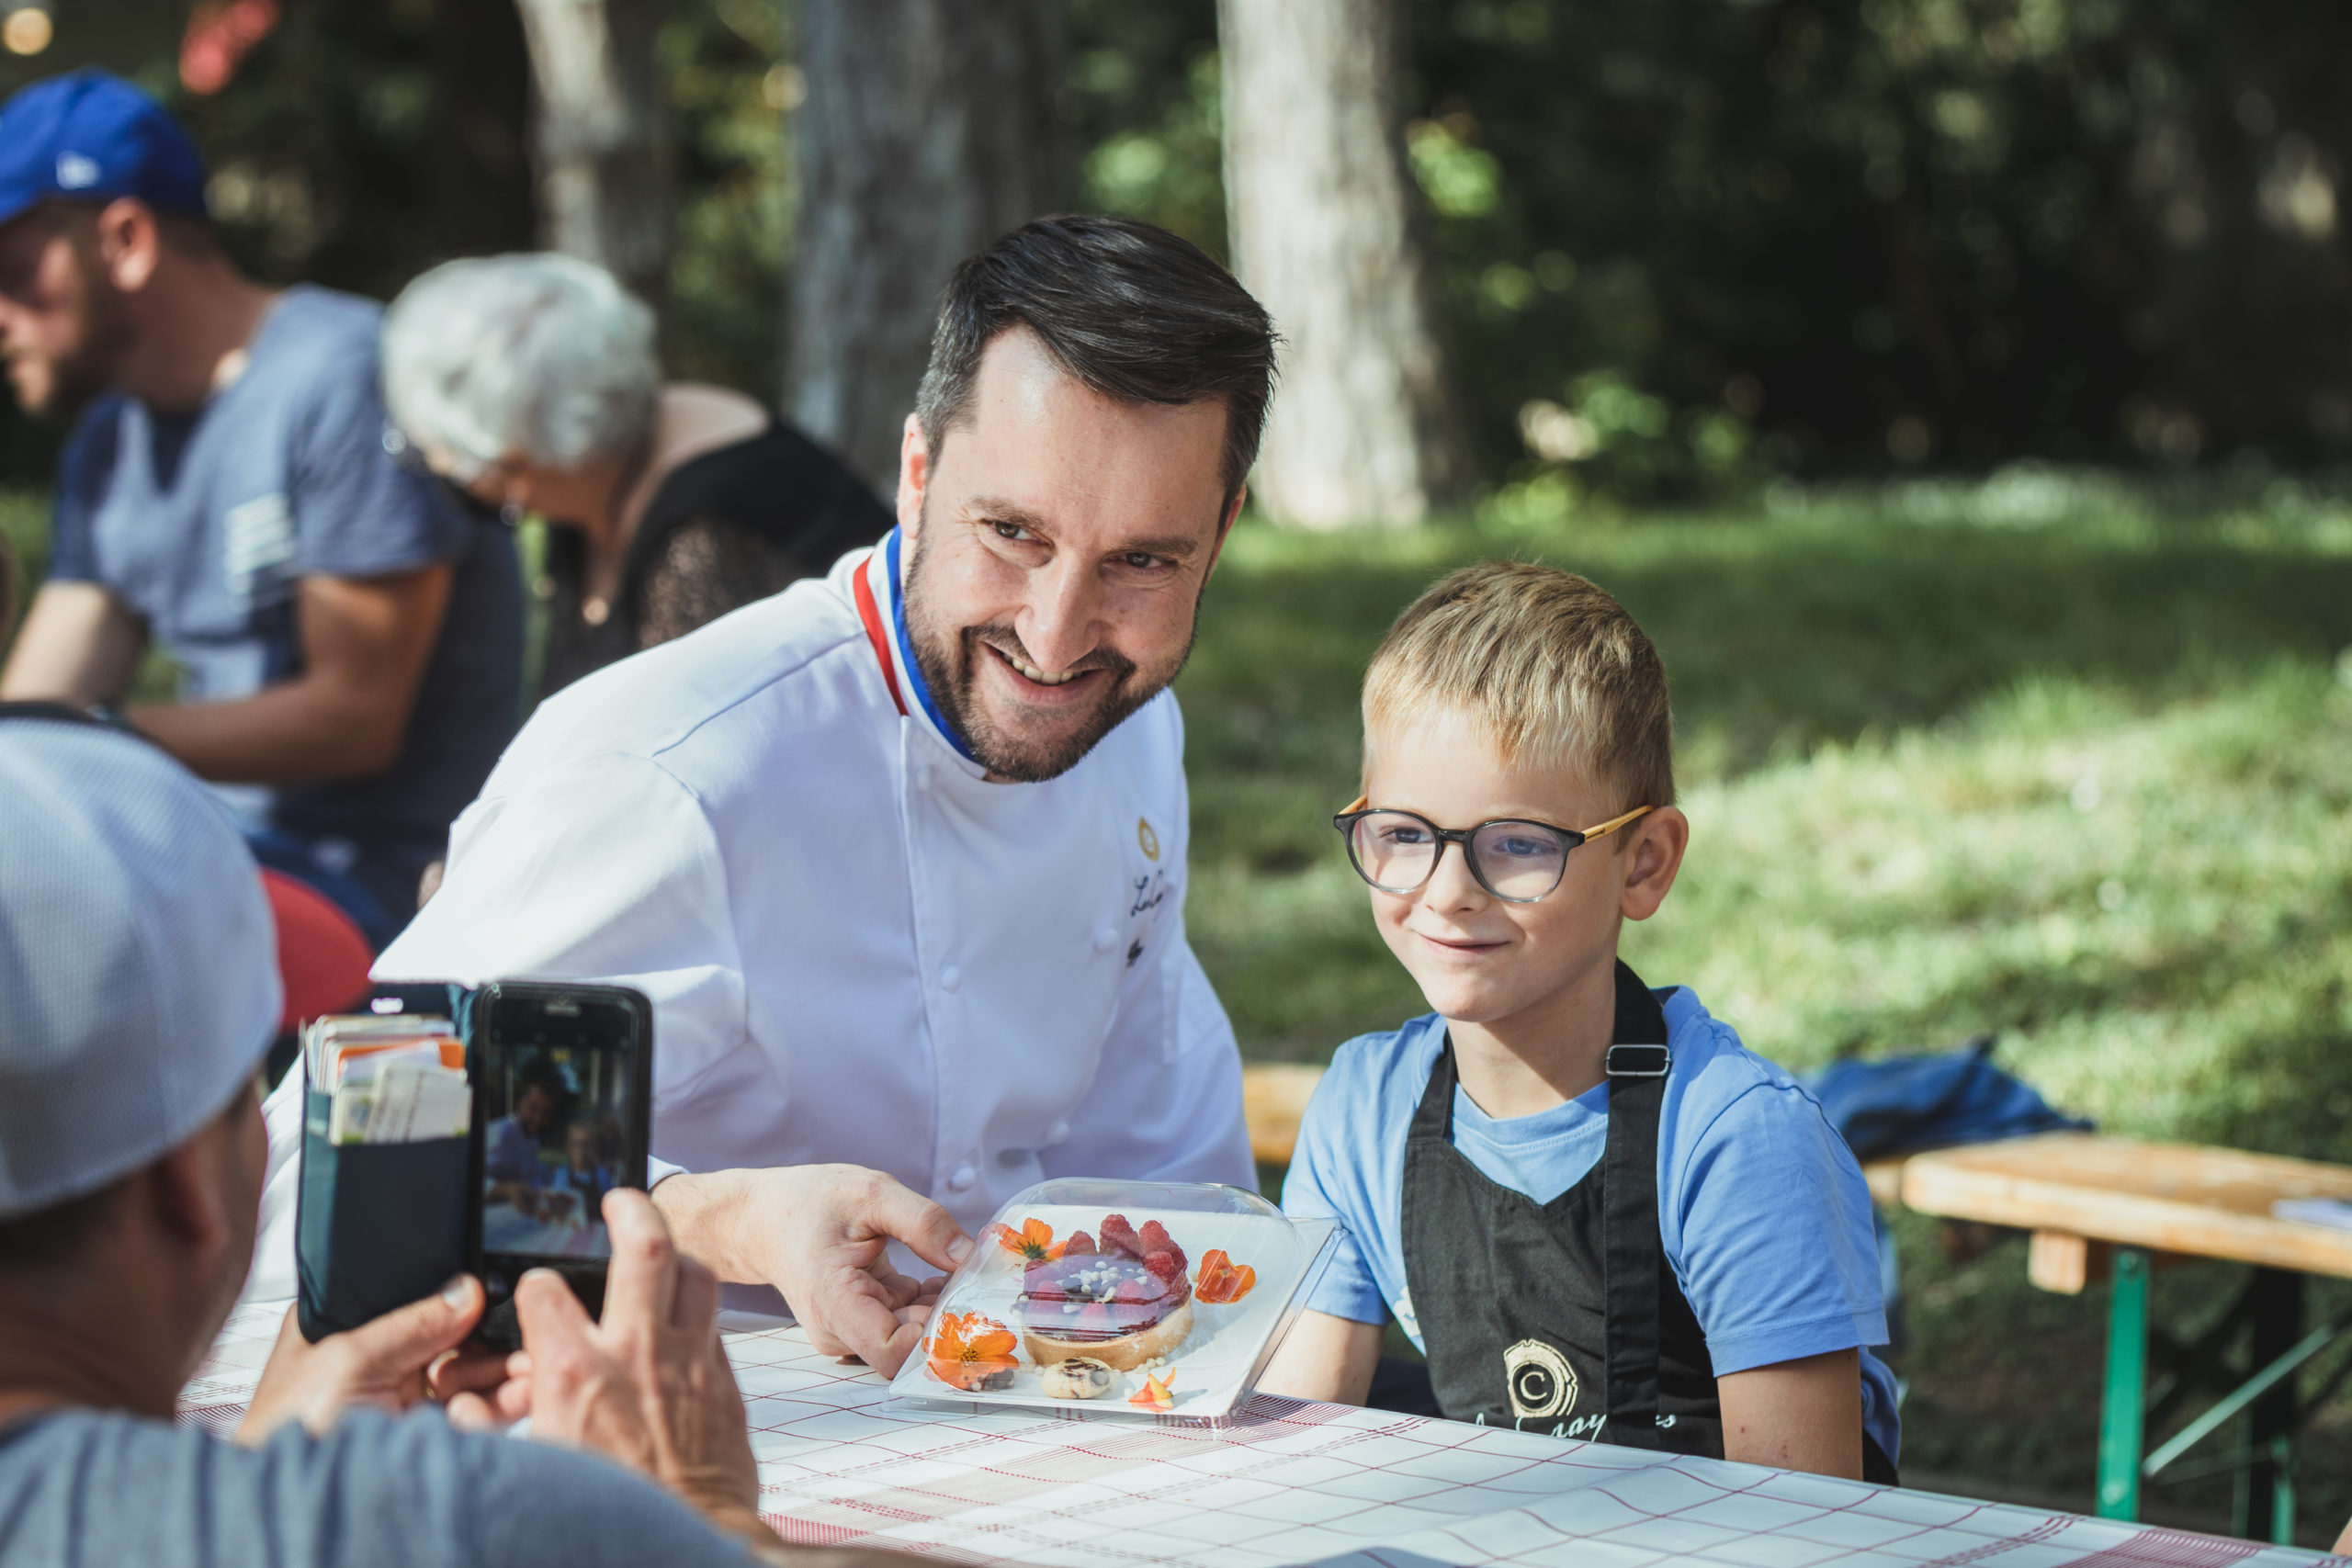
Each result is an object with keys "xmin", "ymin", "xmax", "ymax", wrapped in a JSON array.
[{"xmin": 241, "ymin": 537, "xmax": 1252, "ymax": 1307}]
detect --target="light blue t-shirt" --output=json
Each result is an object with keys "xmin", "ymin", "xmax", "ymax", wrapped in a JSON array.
[
  {"xmin": 0, "ymin": 1406, "xmax": 757, "ymax": 1568},
  {"xmin": 1282, "ymin": 986, "xmax": 1901, "ymax": 1462}
]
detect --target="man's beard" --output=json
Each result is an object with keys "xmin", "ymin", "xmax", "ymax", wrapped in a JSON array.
[
  {"xmin": 11, "ymin": 273, "xmax": 130, "ymax": 423},
  {"xmin": 901, "ymin": 513, "xmax": 1199, "ymax": 783}
]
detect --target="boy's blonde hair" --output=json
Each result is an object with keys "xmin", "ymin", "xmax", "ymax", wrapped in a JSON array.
[{"xmin": 1363, "ymin": 559, "xmax": 1675, "ymax": 811}]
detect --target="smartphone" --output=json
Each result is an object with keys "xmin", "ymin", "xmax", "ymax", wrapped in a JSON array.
[{"xmin": 467, "ymin": 981, "xmax": 653, "ymax": 1348}]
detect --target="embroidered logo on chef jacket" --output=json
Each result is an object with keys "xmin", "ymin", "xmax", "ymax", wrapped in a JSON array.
[
  {"xmin": 1503, "ymin": 1338, "xmax": 1578, "ymax": 1421},
  {"xmin": 1137, "ymin": 817, "xmax": 1159, "ymax": 861}
]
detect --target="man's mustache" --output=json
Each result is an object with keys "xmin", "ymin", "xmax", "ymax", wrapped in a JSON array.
[{"xmin": 963, "ymin": 624, "xmax": 1137, "ymax": 683}]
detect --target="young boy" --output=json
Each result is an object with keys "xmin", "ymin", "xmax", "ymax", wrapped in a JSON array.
[{"xmin": 1260, "ymin": 561, "xmax": 1899, "ymax": 1482}]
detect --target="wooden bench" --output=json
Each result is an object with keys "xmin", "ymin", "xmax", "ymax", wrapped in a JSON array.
[{"xmin": 1242, "ymin": 1066, "xmax": 2352, "ymax": 1543}]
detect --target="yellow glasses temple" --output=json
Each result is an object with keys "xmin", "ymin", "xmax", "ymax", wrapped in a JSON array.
[{"xmin": 1336, "ymin": 800, "xmax": 1655, "ymax": 840}]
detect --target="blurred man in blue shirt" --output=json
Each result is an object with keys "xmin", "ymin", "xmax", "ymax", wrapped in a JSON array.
[{"xmin": 0, "ymin": 70, "xmax": 520, "ymax": 948}]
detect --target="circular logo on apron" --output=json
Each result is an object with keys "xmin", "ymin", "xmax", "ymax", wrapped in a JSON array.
[{"xmin": 1504, "ymin": 1338, "xmax": 1577, "ymax": 1421}]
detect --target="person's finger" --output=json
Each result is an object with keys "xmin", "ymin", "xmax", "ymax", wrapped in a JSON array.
[
  {"xmin": 342, "ymin": 1275, "xmax": 484, "ymax": 1382},
  {"xmin": 426, "ymin": 1345, "xmax": 512, "ymax": 1401},
  {"xmin": 822, "ymin": 1279, "xmax": 930, "ymax": 1376},
  {"xmin": 671, "ymin": 1253, "xmax": 721, "ymax": 1337},
  {"xmin": 861, "ymin": 1262, "xmax": 922, "ymax": 1311},
  {"xmin": 865, "ymin": 1316, "xmax": 926, "ymax": 1379},
  {"xmin": 444, "ymin": 1390, "xmax": 503, "ymax": 1433},
  {"xmin": 598, "ymin": 1189, "xmax": 678, "ymax": 1337},
  {"xmin": 493, "ymin": 1375, "xmax": 535, "ymax": 1422},
  {"xmin": 513, "ymin": 1266, "xmax": 594, "ymax": 1369},
  {"xmin": 842, "ymin": 1175, "xmax": 973, "ymax": 1276}
]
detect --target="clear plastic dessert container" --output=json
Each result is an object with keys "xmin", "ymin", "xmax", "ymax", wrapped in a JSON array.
[{"xmin": 885, "ymin": 1178, "xmax": 1340, "ymax": 1421}]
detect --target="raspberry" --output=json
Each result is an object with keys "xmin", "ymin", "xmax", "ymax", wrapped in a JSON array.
[
  {"xmin": 1136, "ymin": 1221, "xmax": 1186, "ymax": 1275},
  {"xmin": 1099, "ymin": 1213, "xmax": 1143, "ymax": 1259},
  {"xmin": 1064, "ymin": 1230, "xmax": 1095, "ymax": 1256}
]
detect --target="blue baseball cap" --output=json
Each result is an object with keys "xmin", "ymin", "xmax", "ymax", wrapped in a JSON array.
[{"xmin": 0, "ymin": 69, "xmax": 209, "ymax": 232}]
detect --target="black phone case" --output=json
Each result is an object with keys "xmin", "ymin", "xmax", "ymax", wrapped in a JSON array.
[{"xmin": 467, "ymin": 980, "xmax": 654, "ymax": 1351}]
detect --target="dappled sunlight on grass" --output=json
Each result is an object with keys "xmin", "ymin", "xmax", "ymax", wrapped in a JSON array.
[{"xmin": 1631, "ymin": 664, "xmax": 2352, "ymax": 1158}]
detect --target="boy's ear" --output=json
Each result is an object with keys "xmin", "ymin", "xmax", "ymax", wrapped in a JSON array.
[{"xmin": 1619, "ymin": 807, "xmax": 1690, "ymax": 922}]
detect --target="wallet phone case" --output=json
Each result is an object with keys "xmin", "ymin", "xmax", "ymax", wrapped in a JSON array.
[{"xmin": 294, "ymin": 984, "xmax": 474, "ymax": 1342}]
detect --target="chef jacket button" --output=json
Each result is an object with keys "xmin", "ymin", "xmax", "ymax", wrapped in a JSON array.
[
  {"xmin": 940, "ymin": 964, "xmax": 962, "ymax": 992},
  {"xmin": 948, "ymin": 1164, "xmax": 977, "ymax": 1191},
  {"xmin": 1092, "ymin": 924, "xmax": 1118, "ymax": 953},
  {"xmin": 1046, "ymin": 1120, "xmax": 1071, "ymax": 1145}
]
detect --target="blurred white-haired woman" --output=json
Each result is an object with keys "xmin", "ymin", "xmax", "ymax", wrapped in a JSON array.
[{"xmin": 382, "ymin": 253, "xmax": 889, "ymax": 696}]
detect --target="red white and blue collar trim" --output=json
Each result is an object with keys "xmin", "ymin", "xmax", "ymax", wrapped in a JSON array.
[{"xmin": 854, "ymin": 529, "xmax": 979, "ymax": 767}]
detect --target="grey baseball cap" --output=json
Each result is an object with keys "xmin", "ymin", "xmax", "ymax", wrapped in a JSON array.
[{"xmin": 0, "ymin": 715, "xmax": 279, "ymax": 1219}]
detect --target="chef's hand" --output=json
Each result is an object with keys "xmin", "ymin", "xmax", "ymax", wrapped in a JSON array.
[
  {"xmin": 650, "ymin": 1163, "xmax": 971, "ymax": 1377},
  {"xmin": 236, "ymin": 1276, "xmax": 509, "ymax": 1443}
]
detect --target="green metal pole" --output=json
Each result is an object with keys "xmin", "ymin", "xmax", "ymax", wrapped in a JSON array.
[
  {"xmin": 2098, "ymin": 1247, "xmax": 2152, "ymax": 1520},
  {"xmin": 2271, "ymin": 1434, "xmax": 2297, "ymax": 1546}
]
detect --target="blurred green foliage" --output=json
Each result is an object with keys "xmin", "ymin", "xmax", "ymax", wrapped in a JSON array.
[
  {"xmin": 1067, "ymin": 0, "xmax": 1227, "ymax": 258},
  {"xmin": 10, "ymin": 0, "xmax": 2352, "ymax": 502},
  {"xmin": 1411, "ymin": 0, "xmax": 2352, "ymax": 495}
]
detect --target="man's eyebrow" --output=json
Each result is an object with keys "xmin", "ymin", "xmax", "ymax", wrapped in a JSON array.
[
  {"xmin": 963, "ymin": 497, "xmax": 1205, "ymax": 561},
  {"xmin": 963, "ymin": 496, "xmax": 1050, "ymax": 532},
  {"xmin": 1111, "ymin": 534, "xmax": 1207, "ymax": 560}
]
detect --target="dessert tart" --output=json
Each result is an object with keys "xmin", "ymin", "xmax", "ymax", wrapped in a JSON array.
[{"xmin": 1019, "ymin": 1213, "xmax": 1193, "ymax": 1372}]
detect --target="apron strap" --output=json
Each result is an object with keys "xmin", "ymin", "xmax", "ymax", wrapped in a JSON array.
[{"xmin": 1602, "ymin": 960, "xmax": 1672, "ymax": 1448}]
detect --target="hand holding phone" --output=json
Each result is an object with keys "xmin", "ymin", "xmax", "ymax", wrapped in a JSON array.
[{"xmin": 452, "ymin": 1191, "xmax": 784, "ymax": 1554}]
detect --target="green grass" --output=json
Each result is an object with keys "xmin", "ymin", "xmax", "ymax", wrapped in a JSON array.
[{"xmin": 1175, "ymin": 487, "xmax": 2352, "ymax": 1540}]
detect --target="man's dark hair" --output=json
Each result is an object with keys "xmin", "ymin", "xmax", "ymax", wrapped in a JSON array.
[{"xmin": 915, "ymin": 214, "xmax": 1279, "ymax": 509}]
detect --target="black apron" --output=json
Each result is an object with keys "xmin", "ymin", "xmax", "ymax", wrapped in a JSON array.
[{"xmin": 1398, "ymin": 959, "xmax": 1899, "ymax": 1483}]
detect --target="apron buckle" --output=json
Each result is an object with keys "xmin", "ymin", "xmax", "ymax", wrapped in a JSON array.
[{"xmin": 1604, "ymin": 1043, "xmax": 1671, "ymax": 1077}]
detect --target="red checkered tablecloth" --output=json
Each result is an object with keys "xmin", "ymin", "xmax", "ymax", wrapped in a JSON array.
[{"xmin": 185, "ymin": 1303, "xmax": 2343, "ymax": 1567}]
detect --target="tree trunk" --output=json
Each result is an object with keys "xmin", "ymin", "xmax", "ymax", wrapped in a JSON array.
[
  {"xmin": 1218, "ymin": 0, "xmax": 1471, "ymax": 527},
  {"xmin": 513, "ymin": 0, "xmax": 674, "ymax": 310},
  {"xmin": 786, "ymin": 0, "xmax": 1064, "ymax": 492}
]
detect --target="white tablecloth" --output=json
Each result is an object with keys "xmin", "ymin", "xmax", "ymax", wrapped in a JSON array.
[{"xmin": 182, "ymin": 1303, "xmax": 2341, "ymax": 1567}]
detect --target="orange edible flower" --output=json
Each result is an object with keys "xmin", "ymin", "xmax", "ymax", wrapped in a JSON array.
[
  {"xmin": 1127, "ymin": 1372, "xmax": 1175, "ymax": 1412},
  {"xmin": 927, "ymin": 1311, "xmax": 1019, "ymax": 1392},
  {"xmin": 1194, "ymin": 1249, "xmax": 1257, "ymax": 1304},
  {"xmin": 986, "ymin": 1216, "xmax": 1067, "ymax": 1263}
]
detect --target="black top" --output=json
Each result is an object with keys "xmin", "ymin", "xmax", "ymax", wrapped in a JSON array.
[{"xmin": 537, "ymin": 419, "xmax": 892, "ymax": 698}]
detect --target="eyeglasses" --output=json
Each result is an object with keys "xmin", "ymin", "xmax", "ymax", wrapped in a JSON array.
[{"xmin": 1331, "ymin": 796, "xmax": 1654, "ymax": 904}]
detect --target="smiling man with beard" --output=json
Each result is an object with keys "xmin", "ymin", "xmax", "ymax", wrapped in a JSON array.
[{"xmin": 255, "ymin": 218, "xmax": 1277, "ymax": 1373}]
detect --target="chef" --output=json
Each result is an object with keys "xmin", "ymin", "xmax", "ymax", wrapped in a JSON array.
[{"xmin": 279, "ymin": 216, "xmax": 1278, "ymax": 1376}]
